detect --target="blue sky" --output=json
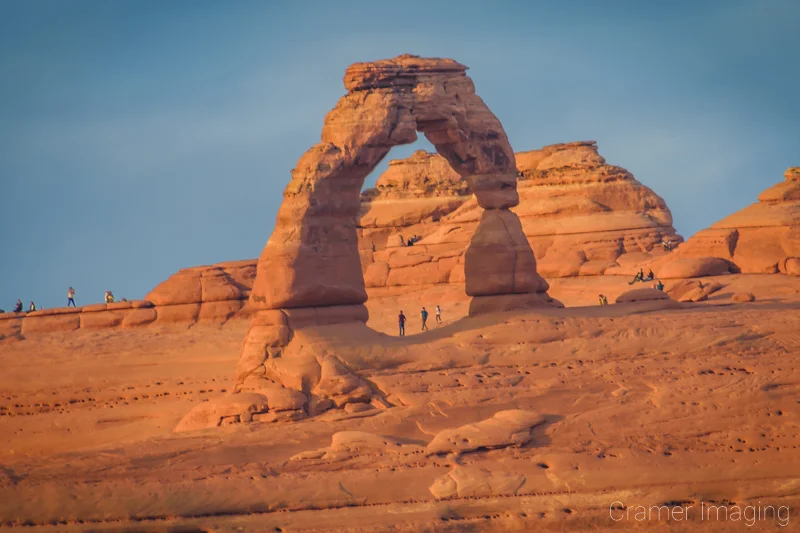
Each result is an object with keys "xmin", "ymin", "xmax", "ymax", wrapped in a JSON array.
[{"xmin": 1, "ymin": 0, "xmax": 798, "ymax": 309}]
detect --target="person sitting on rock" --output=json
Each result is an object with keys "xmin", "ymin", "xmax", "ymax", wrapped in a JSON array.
[
  {"xmin": 398, "ymin": 310, "xmax": 406, "ymax": 336},
  {"xmin": 644, "ymin": 269, "xmax": 654, "ymax": 281},
  {"xmin": 598, "ymin": 294, "xmax": 609, "ymax": 306},
  {"xmin": 628, "ymin": 269, "xmax": 644, "ymax": 285},
  {"xmin": 28, "ymin": 301, "xmax": 36, "ymax": 312},
  {"xmin": 656, "ymin": 280, "xmax": 665, "ymax": 291},
  {"xmin": 421, "ymin": 307, "xmax": 429, "ymax": 331},
  {"xmin": 661, "ymin": 240, "xmax": 672, "ymax": 251},
  {"xmin": 13, "ymin": 299, "xmax": 23, "ymax": 313},
  {"xmin": 104, "ymin": 290, "xmax": 115, "ymax": 304},
  {"xmin": 406, "ymin": 237, "xmax": 415, "ymax": 246}
]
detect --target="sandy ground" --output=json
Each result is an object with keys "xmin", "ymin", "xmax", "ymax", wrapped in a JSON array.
[{"xmin": 1, "ymin": 275, "xmax": 799, "ymax": 532}]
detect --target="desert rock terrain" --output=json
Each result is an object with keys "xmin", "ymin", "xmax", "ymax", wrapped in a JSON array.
[{"xmin": 2, "ymin": 54, "xmax": 799, "ymax": 532}]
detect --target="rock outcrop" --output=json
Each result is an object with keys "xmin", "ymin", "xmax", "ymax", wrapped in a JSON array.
[
  {"xmin": 144, "ymin": 259, "xmax": 256, "ymax": 321},
  {"xmin": 360, "ymin": 141, "xmax": 683, "ymax": 289},
  {"xmin": 196, "ymin": 55, "xmax": 554, "ymax": 432},
  {"xmin": 659, "ymin": 167, "xmax": 799, "ymax": 276}
]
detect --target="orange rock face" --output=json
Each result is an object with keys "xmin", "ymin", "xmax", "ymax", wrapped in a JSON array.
[
  {"xmin": 663, "ymin": 167, "xmax": 799, "ymax": 275},
  {"xmin": 359, "ymin": 141, "xmax": 683, "ymax": 288},
  {"xmin": 217, "ymin": 55, "xmax": 551, "ymax": 429}
]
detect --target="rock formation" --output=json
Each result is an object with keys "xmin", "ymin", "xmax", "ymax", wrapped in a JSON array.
[
  {"xmin": 185, "ymin": 54, "xmax": 554, "ymax": 431},
  {"xmin": 657, "ymin": 167, "xmax": 800, "ymax": 276},
  {"xmin": 360, "ymin": 140, "xmax": 682, "ymax": 288}
]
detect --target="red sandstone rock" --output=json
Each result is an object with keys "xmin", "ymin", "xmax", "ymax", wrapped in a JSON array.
[
  {"xmin": 249, "ymin": 54, "xmax": 534, "ymax": 312},
  {"xmin": 156, "ymin": 303, "xmax": 201, "ymax": 324},
  {"xmin": 663, "ymin": 167, "xmax": 799, "ymax": 274},
  {"xmin": 121, "ymin": 308, "xmax": 157, "ymax": 328},
  {"xmin": 615, "ymin": 288, "xmax": 670, "ymax": 303},
  {"xmin": 732, "ymin": 292, "xmax": 756, "ymax": 302},
  {"xmin": 656, "ymin": 257, "xmax": 731, "ymax": 278},
  {"xmin": 358, "ymin": 141, "xmax": 682, "ymax": 288},
  {"xmin": 21, "ymin": 314, "xmax": 80, "ymax": 334},
  {"xmin": 175, "ymin": 393, "xmax": 270, "ymax": 432},
  {"xmin": 146, "ymin": 261, "xmax": 255, "ymax": 306}
]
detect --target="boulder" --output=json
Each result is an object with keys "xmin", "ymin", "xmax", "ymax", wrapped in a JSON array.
[
  {"xmin": 784, "ymin": 257, "xmax": 800, "ymax": 276},
  {"xmin": 732, "ymin": 292, "xmax": 756, "ymax": 303},
  {"xmin": 678, "ymin": 288, "xmax": 708, "ymax": 303},
  {"xmin": 427, "ymin": 410, "xmax": 545, "ymax": 456},
  {"xmin": 615, "ymin": 288, "xmax": 670, "ymax": 303},
  {"xmin": 174, "ymin": 393, "xmax": 270, "ymax": 432},
  {"xmin": 657, "ymin": 257, "xmax": 731, "ymax": 278}
]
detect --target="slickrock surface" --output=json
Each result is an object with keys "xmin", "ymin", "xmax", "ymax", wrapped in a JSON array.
[
  {"xmin": 658, "ymin": 167, "xmax": 799, "ymax": 276},
  {"xmin": 2, "ymin": 274, "xmax": 800, "ymax": 531},
  {"xmin": 360, "ymin": 141, "xmax": 683, "ymax": 290}
]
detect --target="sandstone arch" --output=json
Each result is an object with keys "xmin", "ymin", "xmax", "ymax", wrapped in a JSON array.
[
  {"xmin": 186, "ymin": 55, "xmax": 555, "ymax": 429},
  {"xmin": 249, "ymin": 54, "xmax": 547, "ymax": 310}
]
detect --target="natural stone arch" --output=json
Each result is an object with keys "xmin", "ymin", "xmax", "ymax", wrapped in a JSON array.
[
  {"xmin": 249, "ymin": 54, "xmax": 548, "ymax": 311},
  {"xmin": 175, "ymin": 55, "xmax": 556, "ymax": 431}
]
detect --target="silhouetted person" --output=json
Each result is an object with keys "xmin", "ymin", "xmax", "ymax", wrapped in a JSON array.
[
  {"xmin": 656, "ymin": 280, "xmax": 665, "ymax": 291},
  {"xmin": 28, "ymin": 301, "xmax": 36, "ymax": 312},
  {"xmin": 644, "ymin": 269, "xmax": 654, "ymax": 281},
  {"xmin": 421, "ymin": 307, "xmax": 429, "ymax": 331},
  {"xmin": 398, "ymin": 310, "xmax": 406, "ymax": 336},
  {"xmin": 67, "ymin": 287, "xmax": 76, "ymax": 307},
  {"xmin": 435, "ymin": 305, "xmax": 442, "ymax": 324},
  {"xmin": 13, "ymin": 300, "xmax": 23, "ymax": 313}
]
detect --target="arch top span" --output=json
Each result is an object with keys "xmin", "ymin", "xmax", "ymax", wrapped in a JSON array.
[{"xmin": 250, "ymin": 54, "xmax": 548, "ymax": 311}]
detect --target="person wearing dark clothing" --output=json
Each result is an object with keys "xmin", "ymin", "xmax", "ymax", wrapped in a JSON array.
[
  {"xmin": 28, "ymin": 301, "xmax": 36, "ymax": 312},
  {"xmin": 421, "ymin": 307, "xmax": 429, "ymax": 331},
  {"xmin": 67, "ymin": 287, "xmax": 76, "ymax": 307},
  {"xmin": 644, "ymin": 269, "xmax": 654, "ymax": 281},
  {"xmin": 407, "ymin": 238, "xmax": 414, "ymax": 246},
  {"xmin": 628, "ymin": 269, "xmax": 644, "ymax": 285},
  {"xmin": 398, "ymin": 310, "xmax": 406, "ymax": 336},
  {"xmin": 656, "ymin": 280, "xmax": 665, "ymax": 291},
  {"xmin": 13, "ymin": 300, "xmax": 23, "ymax": 313}
]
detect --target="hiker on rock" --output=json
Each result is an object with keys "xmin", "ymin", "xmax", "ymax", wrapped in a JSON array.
[
  {"xmin": 104, "ymin": 290, "xmax": 115, "ymax": 304},
  {"xmin": 398, "ymin": 310, "xmax": 406, "ymax": 336},
  {"xmin": 67, "ymin": 287, "xmax": 76, "ymax": 307},
  {"xmin": 435, "ymin": 305, "xmax": 442, "ymax": 324},
  {"xmin": 13, "ymin": 299, "xmax": 23, "ymax": 313},
  {"xmin": 28, "ymin": 301, "xmax": 36, "ymax": 312},
  {"xmin": 656, "ymin": 280, "xmax": 665, "ymax": 291},
  {"xmin": 421, "ymin": 307, "xmax": 429, "ymax": 331},
  {"xmin": 644, "ymin": 269, "xmax": 654, "ymax": 281},
  {"xmin": 598, "ymin": 294, "xmax": 608, "ymax": 305},
  {"xmin": 628, "ymin": 269, "xmax": 644, "ymax": 285}
]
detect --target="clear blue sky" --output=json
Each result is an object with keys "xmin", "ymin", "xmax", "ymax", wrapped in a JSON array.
[{"xmin": 1, "ymin": 0, "xmax": 798, "ymax": 309}]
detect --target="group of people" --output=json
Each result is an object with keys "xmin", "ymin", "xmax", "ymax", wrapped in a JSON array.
[
  {"xmin": 6, "ymin": 287, "xmax": 118, "ymax": 314},
  {"xmin": 629, "ymin": 268, "xmax": 655, "ymax": 285},
  {"xmin": 397, "ymin": 305, "xmax": 442, "ymax": 336},
  {"xmin": 399, "ymin": 234, "xmax": 422, "ymax": 247},
  {"xmin": 599, "ymin": 266, "xmax": 665, "ymax": 305},
  {"xmin": 10, "ymin": 299, "xmax": 36, "ymax": 313}
]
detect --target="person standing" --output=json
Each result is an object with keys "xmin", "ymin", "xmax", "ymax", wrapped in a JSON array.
[
  {"xmin": 435, "ymin": 305, "xmax": 442, "ymax": 324},
  {"xmin": 67, "ymin": 287, "xmax": 76, "ymax": 307},
  {"xmin": 398, "ymin": 310, "xmax": 406, "ymax": 336},
  {"xmin": 421, "ymin": 307, "xmax": 429, "ymax": 331}
]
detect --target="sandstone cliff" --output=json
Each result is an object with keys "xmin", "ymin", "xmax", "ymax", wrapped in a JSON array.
[
  {"xmin": 659, "ymin": 167, "xmax": 800, "ymax": 276},
  {"xmin": 359, "ymin": 141, "xmax": 683, "ymax": 288}
]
